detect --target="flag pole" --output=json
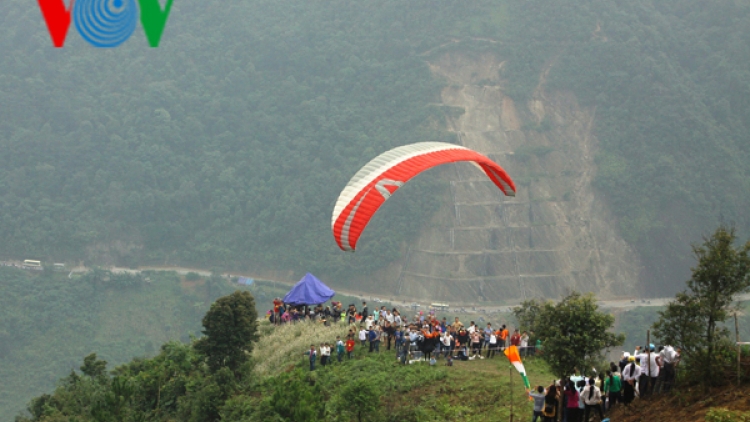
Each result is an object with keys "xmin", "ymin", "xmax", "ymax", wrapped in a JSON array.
[{"xmin": 509, "ymin": 365, "xmax": 514, "ymax": 422}]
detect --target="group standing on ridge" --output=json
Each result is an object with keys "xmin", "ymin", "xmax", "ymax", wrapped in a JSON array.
[
  {"xmin": 528, "ymin": 344, "xmax": 680, "ymax": 422},
  {"xmin": 267, "ymin": 299, "xmax": 542, "ymax": 368}
]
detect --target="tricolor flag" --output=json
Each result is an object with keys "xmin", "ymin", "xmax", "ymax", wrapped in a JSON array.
[{"xmin": 504, "ymin": 345, "xmax": 531, "ymax": 389}]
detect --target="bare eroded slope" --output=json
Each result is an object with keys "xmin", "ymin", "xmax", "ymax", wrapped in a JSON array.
[{"xmin": 391, "ymin": 52, "xmax": 641, "ymax": 303}]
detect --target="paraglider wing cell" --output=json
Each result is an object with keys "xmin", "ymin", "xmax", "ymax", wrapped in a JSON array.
[{"xmin": 332, "ymin": 142, "xmax": 516, "ymax": 251}]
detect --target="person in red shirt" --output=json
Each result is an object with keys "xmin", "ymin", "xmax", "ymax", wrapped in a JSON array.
[
  {"xmin": 510, "ymin": 329, "xmax": 521, "ymax": 347},
  {"xmin": 345, "ymin": 335, "xmax": 356, "ymax": 360},
  {"xmin": 272, "ymin": 298, "xmax": 283, "ymax": 325}
]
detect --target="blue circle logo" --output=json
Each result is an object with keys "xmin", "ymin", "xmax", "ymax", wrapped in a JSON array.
[{"xmin": 73, "ymin": 0, "xmax": 138, "ymax": 48}]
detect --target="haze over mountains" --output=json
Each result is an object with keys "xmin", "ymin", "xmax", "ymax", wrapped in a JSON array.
[{"xmin": 2, "ymin": 0, "xmax": 749, "ymax": 301}]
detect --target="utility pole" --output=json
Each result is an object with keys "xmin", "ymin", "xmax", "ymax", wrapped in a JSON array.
[
  {"xmin": 647, "ymin": 330, "xmax": 651, "ymax": 396},
  {"xmin": 736, "ymin": 313, "xmax": 741, "ymax": 386}
]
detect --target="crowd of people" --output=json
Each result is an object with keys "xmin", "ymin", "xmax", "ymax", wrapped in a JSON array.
[
  {"xmin": 270, "ymin": 299, "xmax": 544, "ymax": 369},
  {"xmin": 528, "ymin": 345, "xmax": 681, "ymax": 422},
  {"xmin": 274, "ymin": 299, "xmax": 687, "ymax": 421}
]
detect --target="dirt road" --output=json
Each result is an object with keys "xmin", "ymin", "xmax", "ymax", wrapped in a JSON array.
[{"xmin": 63, "ymin": 263, "xmax": 749, "ymax": 311}]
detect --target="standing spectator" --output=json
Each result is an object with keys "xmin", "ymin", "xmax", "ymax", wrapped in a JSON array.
[
  {"xmin": 621, "ymin": 356, "xmax": 640, "ymax": 405},
  {"xmin": 528, "ymin": 385, "xmax": 546, "ymax": 422},
  {"xmin": 368, "ymin": 326, "xmax": 380, "ymax": 352},
  {"xmin": 498, "ymin": 325, "xmax": 509, "ymax": 351},
  {"xmin": 535, "ymin": 337, "xmax": 543, "ymax": 355},
  {"xmin": 564, "ymin": 380, "xmax": 581, "ymax": 422},
  {"xmin": 510, "ymin": 329, "xmax": 521, "ymax": 347},
  {"xmin": 456, "ymin": 329, "xmax": 470, "ymax": 360},
  {"xmin": 582, "ymin": 378, "xmax": 604, "ymax": 421},
  {"xmin": 272, "ymin": 297, "xmax": 283, "ymax": 325},
  {"xmin": 359, "ymin": 326, "xmax": 367, "ymax": 347},
  {"xmin": 441, "ymin": 330, "xmax": 453, "ymax": 358},
  {"xmin": 451, "ymin": 317, "xmax": 464, "ymax": 331},
  {"xmin": 658, "ymin": 345, "xmax": 677, "ymax": 392},
  {"xmin": 393, "ymin": 310, "xmax": 402, "ymax": 326},
  {"xmin": 345, "ymin": 335, "xmax": 355, "ymax": 359},
  {"xmin": 487, "ymin": 329, "xmax": 497, "ymax": 358},
  {"xmin": 520, "ymin": 331, "xmax": 529, "ymax": 356},
  {"xmin": 307, "ymin": 344, "xmax": 317, "ymax": 371},
  {"xmin": 347, "ymin": 304, "xmax": 357, "ymax": 324},
  {"xmin": 604, "ymin": 370, "xmax": 621, "ymax": 412},
  {"xmin": 542, "ymin": 384, "xmax": 559, "ymax": 422},
  {"xmin": 394, "ymin": 325, "xmax": 404, "ymax": 355},
  {"xmin": 336, "ymin": 336, "xmax": 345, "ymax": 363},
  {"xmin": 483, "ymin": 323, "xmax": 492, "ymax": 353},
  {"xmin": 619, "ymin": 352, "xmax": 630, "ymax": 373},
  {"xmin": 383, "ymin": 321, "xmax": 395, "ymax": 350},
  {"xmin": 361, "ymin": 301, "xmax": 368, "ymax": 323},
  {"xmin": 320, "ymin": 343, "xmax": 330, "ymax": 367},
  {"xmin": 636, "ymin": 345, "xmax": 659, "ymax": 397},
  {"xmin": 470, "ymin": 330, "xmax": 482, "ymax": 359}
]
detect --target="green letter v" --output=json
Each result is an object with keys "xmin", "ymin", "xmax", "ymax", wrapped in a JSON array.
[{"xmin": 138, "ymin": 0, "xmax": 174, "ymax": 47}]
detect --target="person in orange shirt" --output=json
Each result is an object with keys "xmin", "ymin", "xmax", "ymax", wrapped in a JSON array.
[{"xmin": 496, "ymin": 324, "xmax": 509, "ymax": 351}]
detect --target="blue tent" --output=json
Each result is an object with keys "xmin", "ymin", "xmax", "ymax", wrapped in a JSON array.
[{"xmin": 283, "ymin": 273, "xmax": 335, "ymax": 305}]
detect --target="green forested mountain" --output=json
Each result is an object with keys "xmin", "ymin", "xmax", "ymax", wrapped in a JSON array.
[
  {"xmin": 1, "ymin": 0, "xmax": 749, "ymax": 294},
  {"xmin": 0, "ymin": 267, "xmax": 237, "ymax": 420}
]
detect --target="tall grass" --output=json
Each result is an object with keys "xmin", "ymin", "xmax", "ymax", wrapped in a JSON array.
[{"xmin": 252, "ymin": 321, "xmax": 352, "ymax": 377}]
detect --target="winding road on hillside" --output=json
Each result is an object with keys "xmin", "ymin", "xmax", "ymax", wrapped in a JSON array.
[
  {"xmin": 7, "ymin": 260, "xmax": 746, "ymax": 310},
  {"xmin": 57, "ymin": 263, "xmax": 749, "ymax": 310}
]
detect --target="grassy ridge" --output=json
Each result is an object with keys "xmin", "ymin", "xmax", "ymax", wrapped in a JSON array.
[{"xmin": 239, "ymin": 320, "xmax": 554, "ymax": 421}]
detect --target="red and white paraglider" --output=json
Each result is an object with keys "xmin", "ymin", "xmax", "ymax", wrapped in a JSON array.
[{"xmin": 332, "ymin": 142, "xmax": 516, "ymax": 251}]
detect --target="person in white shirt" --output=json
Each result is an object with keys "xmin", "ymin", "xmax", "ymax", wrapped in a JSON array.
[
  {"xmin": 636, "ymin": 346, "xmax": 659, "ymax": 397},
  {"xmin": 487, "ymin": 331, "xmax": 498, "ymax": 358},
  {"xmin": 520, "ymin": 331, "xmax": 529, "ymax": 356},
  {"xmin": 441, "ymin": 331, "xmax": 453, "ymax": 358},
  {"xmin": 582, "ymin": 378, "xmax": 604, "ymax": 421},
  {"xmin": 467, "ymin": 322, "xmax": 476, "ymax": 334},
  {"xmin": 359, "ymin": 327, "xmax": 367, "ymax": 346},
  {"xmin": 320, "ymin": 343, "xmax": 331, "ymax": 366},
  {"xmin": 621, "ymin": 356, "xmax": 641, "ymax": 405},
  {"xmin": 658, "ymin": 345, "xmax": 677, "ymax": 392}
]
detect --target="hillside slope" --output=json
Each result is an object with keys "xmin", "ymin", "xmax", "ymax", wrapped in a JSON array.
[
  {"xmin": 0, "ymin": 268, "xmax": 233, "ymax": 421},
  {"xmin": 378, "ymin": 51, "xmax": 641, "ymax": 303}
]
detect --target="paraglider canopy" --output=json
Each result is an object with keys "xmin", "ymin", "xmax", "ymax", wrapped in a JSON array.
[
  {"xmin": 282, "ymin": 273, "xmax": 336, "ymax": 306},
  {"xmin": 332, "ymin": 142, "xmax": 516, "ymax": 251}
]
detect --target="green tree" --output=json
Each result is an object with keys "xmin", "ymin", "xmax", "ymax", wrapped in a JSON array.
[
  {"xmin": 339, "ymin": 378, "xmax": 378, "ymax": 422},
  {"xmin": 80, "ymin": 353, "xmax": 108, "ymax": 378},
  {"xmin": 194, "ymin": 291, "xmax": 258, "ymax": 375},
  {"xmin": 533, "ymin": 292, "xmax": 624, "ymax": 379},
  {"xmin": 653, "ymin": 225, "xmax": 750, "ymax": 390},
  {"xmin": 512, "ymin": 299, "xmax": 543, "ymax": 332}
]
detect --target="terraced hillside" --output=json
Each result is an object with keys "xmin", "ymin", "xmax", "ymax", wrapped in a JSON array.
[{"xmin": 390, "ymin": 52, "xmax": 641, "ymax": 303}]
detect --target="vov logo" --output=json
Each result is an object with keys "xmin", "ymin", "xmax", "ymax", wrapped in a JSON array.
[{"xmin": 37, "ymin": 0, "xmax": 173, "ymax": 48}]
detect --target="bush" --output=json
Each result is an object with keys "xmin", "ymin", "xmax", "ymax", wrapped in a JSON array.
[{"xmin": 706, "ymin": 408, "xmax": 750, "ymax": 422}]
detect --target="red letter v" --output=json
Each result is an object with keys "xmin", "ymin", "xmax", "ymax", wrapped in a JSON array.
[{"xmin": 37, "ymin": 0, "xmax": 74, "ymax": 47}]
